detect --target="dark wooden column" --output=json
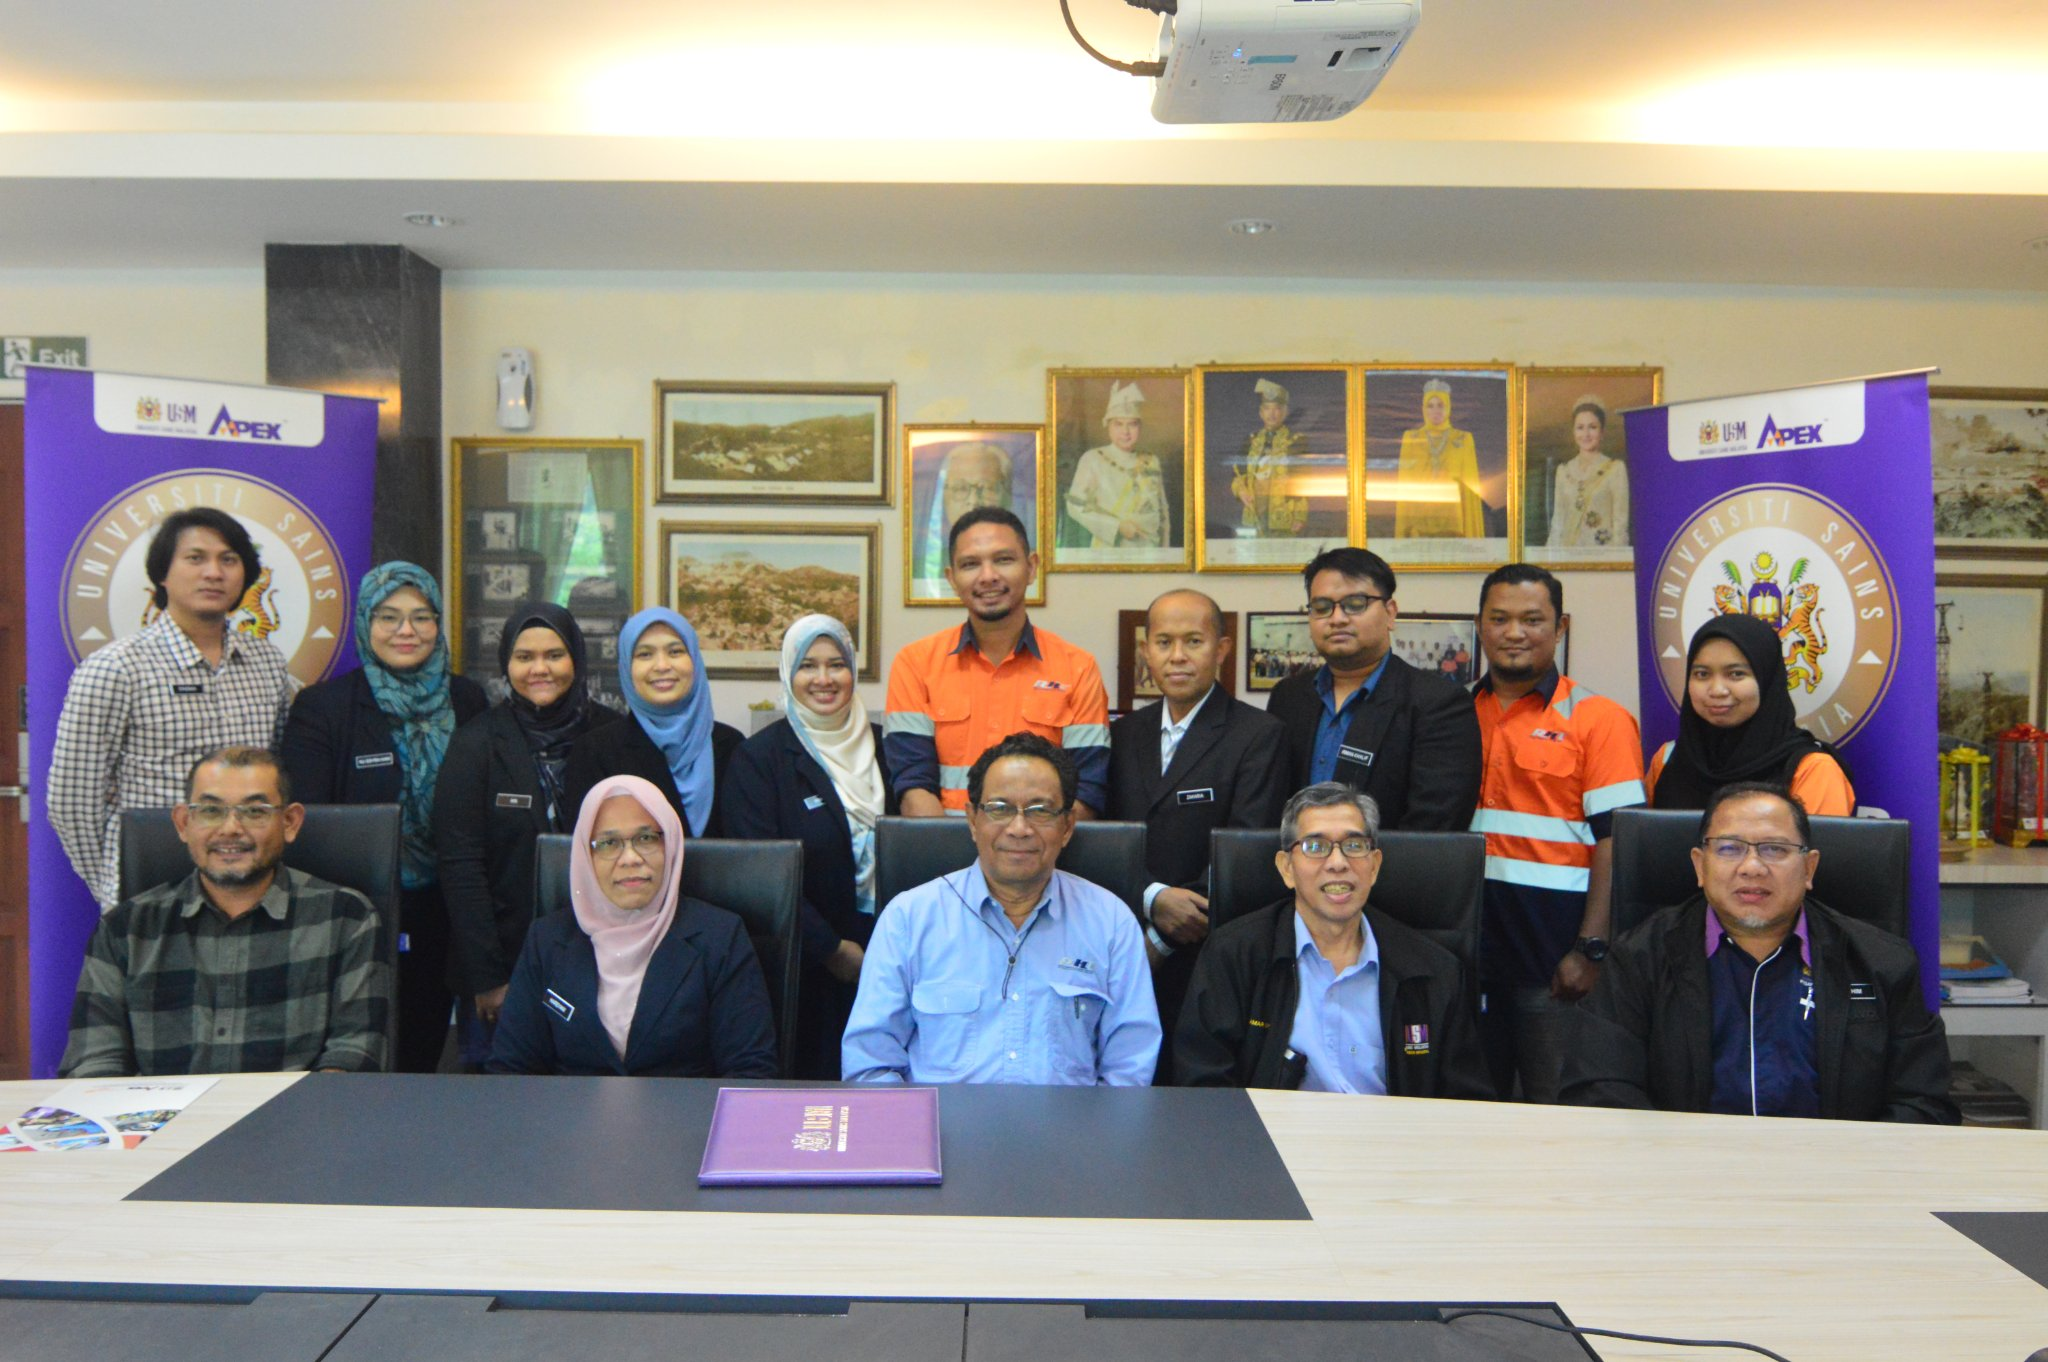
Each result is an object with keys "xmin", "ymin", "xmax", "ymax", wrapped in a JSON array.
[{"xmin": 265, "ymin": 245, "xmax": 442, "ymax": 573}]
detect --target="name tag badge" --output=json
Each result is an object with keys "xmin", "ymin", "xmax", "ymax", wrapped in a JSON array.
[
  {"xmin": 543, "ymin": 989, "xmax": 575, "ymax": 1022},
  {"xmin": 1848, "ymin": 982, "xmax": 1877, "ymax": 1003},
  {"xmin": 1402, "ymin": 1023, "xmax": 1431, "ymax": 1057},
  {"xmin": 803, "ymin": 795, "xmax": 826, "ymax": 811},
  {"xmin": 1339, "ymin": 744, "xmax": 1375, "ymax": 768},
  {"xmin": 1175, "ymin": 787, "xmax": 1216, "ymax": 806},
  {"xmin": 172, "ymin": 683, "xmax": 205, "ymax": 696},
  {"xmin": 354, "ymin": 752, "xmax": 396, "ymax": 769},
  {"xmin": 495, "ymin": 792, "xmax": 534, "ymax": 810}
]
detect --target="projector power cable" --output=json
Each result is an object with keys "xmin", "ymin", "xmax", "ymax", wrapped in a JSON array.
[
  {"xmin": 1441, "ymin": 1307, "xmax": 1797, "ymax": 1362},
  {"xmin": 1059, "ymin": 0, "xmax": 1166, "ymax": 78}
]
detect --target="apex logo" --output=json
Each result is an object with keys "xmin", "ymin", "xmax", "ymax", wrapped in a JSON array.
[
  {"xmin": 1756, "ymin": 415, "xmax": 1824, "ymax": 449},
  {"xmin": 208, "ymin": 405, "xmax": 285, "ymax": 440}
]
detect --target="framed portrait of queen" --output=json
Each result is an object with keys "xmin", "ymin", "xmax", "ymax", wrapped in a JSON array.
[
  {"xmin": 1046, "ymin": 368, "xmax": 1191, "ymax": 571},
  {"xmin": 1362, "ymin": 364, "xmax": 1514, "ymax": 571},
  {"xmin": 1518, "ymin": 366, "xmax": 1662, "ymax": 571}
]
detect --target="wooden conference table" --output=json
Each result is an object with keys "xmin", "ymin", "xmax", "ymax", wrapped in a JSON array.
[{"xmin": 1, "ymin": 1073, "xmax": 2045, "ymax": 1362}]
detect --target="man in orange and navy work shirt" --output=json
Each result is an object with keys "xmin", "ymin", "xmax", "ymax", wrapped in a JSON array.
[
  {"xmin": 1470, "ymin": 563, "xmax": 1645, "ymax": 1104},
  {"xmin": 883, "ymin": 507, "xmax": 1110, "ymax": 817}
]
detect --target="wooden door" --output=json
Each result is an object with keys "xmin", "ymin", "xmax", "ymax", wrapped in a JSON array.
[{"xmin": 0, "ymin": 402, "xmax": 25, "ymax": 1078}]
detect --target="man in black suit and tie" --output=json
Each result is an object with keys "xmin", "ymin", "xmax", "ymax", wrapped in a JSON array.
[
  {"xmin": 1264, "ymin": 547, "xmax": 1481, "ymax": 832},
  {"xmin": 1108, "ymin": 589, "xmax": 1289, "ymax": 1060}
]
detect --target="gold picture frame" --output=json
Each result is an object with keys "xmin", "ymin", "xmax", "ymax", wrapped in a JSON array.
[
  {"xmin": 1192, "ymin": 363, "xmax": 1362, "ymax": 574},
  {"xmin": 1360, "ymin": 362, "xmax": 1519, "ymax": 572},
  {"xmin": 1931, "ymin": 386, "xmax": 2048, "ymax": 559},
  {"xmin": 1045, "ymin": 367, "xmax": 1193, "ymax": 572},
  {"xmin": 1517, "ymin": 365, "xmax": 1663, "ymax": 572},
  {"xmin": 660, "ymin": 520, "xmax": 882, "ymax": 681},
  {"xmin": 653, "ymin": 379, "xmax": 895, "ymax": 507},
  {"xmin": 901, "ymin": 422, "xmax": 1047, "ymax": 608}
]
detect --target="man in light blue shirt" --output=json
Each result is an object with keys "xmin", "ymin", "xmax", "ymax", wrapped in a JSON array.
[{"xmin": 843, "ymin": 732, "xmax": 1160, "ymax": 1085}]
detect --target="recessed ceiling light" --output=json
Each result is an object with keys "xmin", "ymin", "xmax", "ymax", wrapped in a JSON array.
[
  {"xmin": 1227, "ymin": 218, "xmax": 1277, "ymax": 236},
  {"xmin": 402, "ymin": 212, "xmax": 455, "ymax": 229}
]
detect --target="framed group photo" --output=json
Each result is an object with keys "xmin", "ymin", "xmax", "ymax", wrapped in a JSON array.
[
  {"xmin": 1193, "ymin": 365, "xmax": 1359, "ymax": 572},
  {"xmin": 1115, "ymin": 607, "xmax": 1239, "ymax": 712},
  {"xmin": 901, "ymin": 423, "xmax": 1046, "ymax": 607},
  {"xmin": 1362, "ymin": 364, "xmax": 1515, "ymax": 570},
  {"xmin": 1518, "ymin": 366, "xmax": 1662, "ymax": 571},
  {"xmin": 655, "ymin": 380, "xmax": 894, "ymax": 507},
  {"xmin": 1931, "ymin": 387, "xmax": 2048, "ymax": 556},
  {"xmin": 1046, "ymin": 368, "xmax": 1191, "ymax": 571},
  {"xmin": 1391, "ymin": 612, "xmax": 1481, "ymax": 687},
  {"xmin": 660, "ymin": 521, "xmax": 881, "ymax": 681},
  {"xmin": 1244, "ymin": 610, "xmax": 1320, "ymax": 692}
]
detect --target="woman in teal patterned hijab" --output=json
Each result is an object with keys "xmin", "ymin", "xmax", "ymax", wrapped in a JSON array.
[{"xmin": 355, "ymin": 561, "xmax": 459, "ymax": 888}]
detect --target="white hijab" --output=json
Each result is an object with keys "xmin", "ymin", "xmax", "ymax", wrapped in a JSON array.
[{"xmin": 779, "ymin": 615, "xmax": 886, "ymax": 913}]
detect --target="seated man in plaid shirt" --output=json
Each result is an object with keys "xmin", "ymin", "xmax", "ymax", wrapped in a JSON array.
[{"xmin": 60, "ymin": 746, "xmax": 388, "ymax": 1077}]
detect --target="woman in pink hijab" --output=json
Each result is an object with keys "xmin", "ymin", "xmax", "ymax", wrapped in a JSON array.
[{"xmin": 487, "ymin": 775, "xmax": 777, "ymax": 1076}]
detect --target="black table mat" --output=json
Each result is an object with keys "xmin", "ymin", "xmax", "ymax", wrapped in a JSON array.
[
  {"xmin": 129, "ymin": 1074, "xmax": 1310, "ymax": 1220},
  {"xmin": 1936, "ymin": 1211, "xmax": 2048, "ymax": 1291}
]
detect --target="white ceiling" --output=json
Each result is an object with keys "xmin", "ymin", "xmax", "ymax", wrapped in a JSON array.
[{"xmin": 2, "ymin": 0, "xmax": 2045, "ymax": 286}]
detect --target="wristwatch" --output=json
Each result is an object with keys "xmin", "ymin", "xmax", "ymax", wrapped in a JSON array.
[{"xmin": 1573, "ymin": 935, "xmax": 1610, "ymax": 963}]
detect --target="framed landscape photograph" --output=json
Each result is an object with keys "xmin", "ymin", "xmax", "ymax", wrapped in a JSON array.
[
  {"xmin": 1936, "ymin": 573, "xmax": 2048, "ymax": 747},
  {"xmin": 1518, "ymin": 366, "xmax": 1662, "ymax": 571},
  {"xmin": 1245, "ymin": 610, "xmax": 1319, "ymax": 693},
  {"xmin": 902, "ymin": 423, "xmax": 1046, "ymax": 607},
  {"xmin": 1362, "ymin": 363, "xmax": 1515, "ymax": 570},
  {"xmin": 660, "ymin": 521, "xmax": 881, "ymax": 680},
  {"xmin": 1931, "ymin": 387, "xmax": 2048, "ymax": 555},
  {"xmin": 1047, "ymin": 368, "xmax": 1191, "ymax": 571},
  {"xmin": 655, "ymin": 380, "xmax": 894, "ymax": 506},
  {"xmin": 1116, "ymin": 607, "xmax": 1238, "ymax": 712},
  {"xmin": 1194, "ymin": 364, "xmax": 1359, "ymax": 573},
  {"xmin": 1392, "ymin": 612, "xmax": 1481, "ymax": 687}
]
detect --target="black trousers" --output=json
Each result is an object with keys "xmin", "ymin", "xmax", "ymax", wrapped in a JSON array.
[{"xmin": 395, "ymin": 884, "xmax": 456, "ymax": 1074}]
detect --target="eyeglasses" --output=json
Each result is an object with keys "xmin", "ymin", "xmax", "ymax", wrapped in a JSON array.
[
  {"xmin": 973, "ymin": 801, "xmax": 1068, "ymax": 826},
  {"xmin": 1700, "ymin": 836, "xmax": 1809, "ymax": 866},
  {"xmin": 183, "ymin": 801, "xmax": 283, "ymax": 829},
  {"xmin": 590, "ymin": 830, "xmax": 665, "ymax": 862},
  {"xmin": 1289, "ymin": 834, "xmax": 1377, "ymax": 860},
  {"xmin": 370, "ymin": 609, "xmax": 440, "ymax": 632},
  {"xmin": 1304, "ymin": 593, "xmax": 1387, "ymax": 620}
]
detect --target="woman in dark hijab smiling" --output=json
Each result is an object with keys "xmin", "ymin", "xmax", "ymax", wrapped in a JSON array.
[
  {"xmin": 1647, "ymin": 613, "xmax": 1854, "ymax": 815},
  {"xmin": 434, "ymin": 601, "xmax": 620, "ymax": 1058}
]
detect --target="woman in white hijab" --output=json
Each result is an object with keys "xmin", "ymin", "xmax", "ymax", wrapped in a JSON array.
[
  {"xmin": 488, "ymin": 774, "xmax": 777, "ymax": 1076},
  {"xmin": 721, "ymin": 614, "xmax": 897, "ymax": 1079}
]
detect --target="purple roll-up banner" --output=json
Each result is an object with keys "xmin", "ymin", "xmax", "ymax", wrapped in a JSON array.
[
  {"xmin": 1627, "ymin": 370, "xmax": 1938, "ymax": 1004},
  {"xmin": 23, "ymin": 366, "xmax": 379, "ymax": 1076}
]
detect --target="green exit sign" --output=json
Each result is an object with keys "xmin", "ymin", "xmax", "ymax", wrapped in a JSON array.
[{"xmin": 2, "ymin": 335, "xmax": 89, "ymax": 379}]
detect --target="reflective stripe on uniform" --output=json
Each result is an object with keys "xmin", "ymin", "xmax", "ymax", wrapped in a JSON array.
[
  {"xmin": 884, "ymin": 712, "xmax": 936, "ymax": 736},
  {"xmin": 1484, "ymin": 854, "xmax": 1591, "ymax": 893},
  {"xmin": 1584, "ymin": 778, "xmax": 1648, "ymax": 818},
  {"xmin": 1063, "ymin": 723, "xmax": 1109, "ymax": 748},
  {"xmin": 939, "ymin": 765, "xmax": 971, "ymax": 790},
  {"xmin": 1470, "ymin": 808, "xmax": 1594, "ymax": 845}
]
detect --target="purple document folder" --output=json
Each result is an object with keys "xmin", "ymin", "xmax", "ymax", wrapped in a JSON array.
[{"xmin": 697, "ymin": 1087, "xmax": 943, "ymax": 1187}]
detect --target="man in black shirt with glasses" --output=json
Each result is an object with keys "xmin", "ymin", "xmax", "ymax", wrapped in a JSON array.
[{"xmin": 1264, "ymin": 547, "xmax": 1480, "ymax": 832}]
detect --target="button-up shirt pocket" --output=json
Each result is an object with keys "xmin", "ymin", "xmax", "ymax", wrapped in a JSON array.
[
  {"xmin": 1048, "ymin": 978, "xmax": 1109, "ymax": 1082},
  {"xmin": 910, "ymin": 980, "xmax": 982, "ymax": 1079},
  {"xmin": 1019, "ymin": 688, "xmax": 1071, "ymax": 742}
]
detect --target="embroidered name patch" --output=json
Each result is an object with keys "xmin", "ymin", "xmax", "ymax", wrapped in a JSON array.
[
  {"xmin": 354, "ymin": 752, "xmax": 396, "ymax": 769},
  {"xmin": 1059, "ymin": 957, "xmax": 1093, "ymax": 972},
  {"xmin": 1033, "ymin": 679, "xmax": 1067, "ymax": 691},
  {"xmin": 1530, "ymin": 728, "xmax": 1570, "ymax": 743},
  {"xmin": 543, "ymin": 989, "xmax": 575, "ymax": 1022},
  {"xmin": 494, "ymin": 792, "xmax": 534, "ymax": 810},
  {"xmin": 1175, "ymin": 788, "xmax": 1216, "ymax": 805}
]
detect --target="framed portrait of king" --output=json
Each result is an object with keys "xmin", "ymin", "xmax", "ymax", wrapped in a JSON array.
[
  {"xmin": 901, "ymin": 423, "xmax": 1046, "ymax": 607},
  {"xmin": 1362, "ymin": 364, "xmax": 1515, "ymax": 570},
  {"xmin": 1193, "ymin": 364, "xmax": 1361, "ymax": 572},
  {"xmin": 1046, "ymin": 368, "xmax": 1191, "ymax": 571},
  {"xmin": 1518, "ymin": 366, "xmax": 1662, "ymax": 571}
]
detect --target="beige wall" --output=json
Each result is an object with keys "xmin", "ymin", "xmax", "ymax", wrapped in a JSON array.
[{"xmin": 8, "ymin": 265, "xmax": 2045, "ymax": 732}]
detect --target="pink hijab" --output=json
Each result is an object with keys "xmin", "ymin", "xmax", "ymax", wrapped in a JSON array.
[{"xmin": 568, "ymin": 775, "xmax": 684, "ymax": 1060}]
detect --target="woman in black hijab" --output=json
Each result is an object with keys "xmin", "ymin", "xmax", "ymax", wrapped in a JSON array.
[
  {"xmin": 1647, "ymin": 613, "xmax": 1854, "ymax": 815},
  {"xmin": 433, "ymin": 601, "xmax": 620, "ymax": 1062}
]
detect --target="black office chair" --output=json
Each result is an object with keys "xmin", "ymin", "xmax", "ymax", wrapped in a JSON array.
[
  {"xmin": 533, "ymin": 834, "xmax": 804, "ymax": 1078},
  {"xmin": 1609, "ymin": 807, "xmax": 1911, "ymax": 940},
  {"xmin": 118, "ymin": 803, "xmax": 403, "ymax": 1071},
  {"xmin": 1207, "ymin": 826, "xmax": 1487, "ymax": 974},
  {"xmin": 872, "ymin": 817, "xmax": 1150, "ymax": 914}
]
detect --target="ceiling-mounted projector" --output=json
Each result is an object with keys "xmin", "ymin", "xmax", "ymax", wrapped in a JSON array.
[{"xmin": 1146, "ymin": 0, "xmax": 1419, "ymax": 123}]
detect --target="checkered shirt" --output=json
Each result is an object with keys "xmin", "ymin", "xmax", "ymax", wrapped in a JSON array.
[
  {"xmin": 59, "ymin": 865, "xmax": 388, "ymax": 1077},
  {"xmin": 46, "ymin": 614, "xmax": 294, "ymax": 908}
]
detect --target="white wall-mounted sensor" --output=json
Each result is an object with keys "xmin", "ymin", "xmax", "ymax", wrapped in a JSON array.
[{"xmin": 497, "ymin": 348, "xmax": 535, "ymax": 430}]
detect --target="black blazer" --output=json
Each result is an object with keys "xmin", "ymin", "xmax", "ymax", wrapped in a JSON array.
[
  {"xmin": 1173, "ymin": 897, "xmax": 1493, "ymax": 1099},
  {"xmin": 563, "ymin": 715, "xmax": 745, "ymax": 839},
  {"xmin": 433, "ymin": 703, "xmax": 621, "ymax": 997},
  {"xmin": 486, "ymin": 897, "xmax": 778, "ymax": 1078},
  {"xmin": 1265, "ymin": 654, "xmax": 1481, "ymax": 831},
  {"xmin": 1107, "ymin": 691, "xmax": 1288, "ymax": 891},
  {"xmin": 281, "ymin": 667, "xmax": 489, "ymax": 808},
  {"xmin": 1561, "ymin": 896, "xmax": 1956, "ymax": 1124},
  {"xmin": 720, "ymin": 718, "xmax": 899, "ymax": 967}
]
